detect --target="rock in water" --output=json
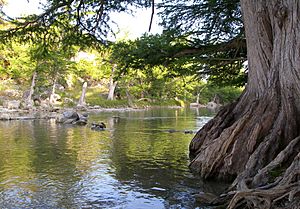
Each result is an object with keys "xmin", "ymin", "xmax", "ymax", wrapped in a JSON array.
[
  {"xmin": 56, "ymin": 110, "xmax": 87, "ymax": 125},
  {"xmin": 73, "ymin": 119, "xmax": 87, "ymax": 125},
  {"xmin": 91, "ymin": 122, "xmax": 106, "ymax": 131},
  {"xmin": 62, "ymin": 110, "xmax": 79, "ymax": 119},
  {"xmin": 73, "ymin": 113, "xmax": 88, "ymax": 125}
]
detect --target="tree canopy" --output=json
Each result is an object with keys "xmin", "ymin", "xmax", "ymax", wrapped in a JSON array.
[
  {"xmin": 1, "ymin": 0, "xmax": 152, "ymax": 43},
  {"xmin": 157, "ymin": 0, "xmax": 247, "ymax": 86},
  {"xmin": 0, "ymin": 0, "xmax": 248, "ymax": 87}
]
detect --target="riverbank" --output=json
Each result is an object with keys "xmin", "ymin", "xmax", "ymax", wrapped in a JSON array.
[{"xmin": 0, "ymin": 105, "xmax": 185, "ymax": 121}]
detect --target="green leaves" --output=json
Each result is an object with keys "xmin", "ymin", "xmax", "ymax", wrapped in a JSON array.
[
  {"xmin": 109, "ymin": 29, "xmax": 247, "ymax": 87},
  {"xmin": 1, "ymin": 0, "xmax": 154, "ymax": 45},
  {"xmin": 1, "ymin": 0, "xmax": 247, "ymax": 100},
  {"xmin": 158, "ymin": 0, "xmax": 243, "ymax": 42},
  {"xmin": 155, "ymin": 0, "xmax": 246, "ymax": 86},
  {"xmin": 110, "ymin": 31, "xmax": 186, "ymax": 71}
]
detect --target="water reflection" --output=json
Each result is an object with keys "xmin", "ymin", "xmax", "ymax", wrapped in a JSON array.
[{"xmin": 0, "ymin": 108, "xmax": 224, "ymax": 208}]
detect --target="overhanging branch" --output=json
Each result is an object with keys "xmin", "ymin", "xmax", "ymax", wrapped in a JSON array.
[{"xmin": 174, "ymin": 37, "xmax": 247, "ymax": 58}]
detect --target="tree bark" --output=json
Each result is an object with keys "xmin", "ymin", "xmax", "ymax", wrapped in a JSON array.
[
  {"xmin": 190, "ymin": 0, "xmax": 300, "ymax": 208},
  {"xmin": 49, "ymin": 74, "xmax": 57, "ymax": 106},
  {"xmin": 25, "ymin": 70, "xmax": 37, "ymax": 108},
  {"xmin": 107, "ymin": 64, "xmax": 117, "ymax": 100},
  {"xmin": 78, "ymin": 81, "xmax": 87, "ymax": 107},
  {"xmin": 107, "ymin": 81, "xmax": 117, "ymax": 100},
  {"xmin": 125, "ymin": 87, "xmax": 134, "ymax": 107}
]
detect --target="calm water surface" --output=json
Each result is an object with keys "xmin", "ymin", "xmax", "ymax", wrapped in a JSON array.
[{"xmin": 0, "ymin": 108, "xmax": 225, "ymax": 209}]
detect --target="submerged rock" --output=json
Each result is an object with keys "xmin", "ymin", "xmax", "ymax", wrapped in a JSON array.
[
  {"xmin": 73, "ymin": 119, "xmax": 88, "ymax": 125},
  {"xmin": 184, "ymin": 130, "xmax": 195, "ymax": 134},
  {"xmin": 165, "ymin": 129, "xmax": 196, "ymax": 134},
  {"xmin": 166, "ymin": 129, "xmax": 178, "ymax": 133},
  {"xmin": 195, "ymin": 191, "xmax": 217, "ymax": 204}
]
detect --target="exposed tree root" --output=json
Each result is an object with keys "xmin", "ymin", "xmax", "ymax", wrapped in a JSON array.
[
  {"xmin": 190, "ymin": 93, "xmax": 300, "ymax": 208},
  {"xmin": 197, "ymin": 137, "xmax": 300, "ymax": 208},
  {"xmin": 228, "ymin": 182, "xmax": 300, "ymax": 209},
  {"xmin": 190, "ymin": 89, "xmax": 282, "ymax": 180},
  {"xmin": 228, "ymin": 150, "xmax": 300, "ymax": 208}
]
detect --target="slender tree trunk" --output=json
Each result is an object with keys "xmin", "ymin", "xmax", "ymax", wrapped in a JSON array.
[
  {"xmin": 107, "ymin": 81, "xmax": 117, "ymax": 100},
  {"xmin": 190, "ymin": 1, "xmax": 300, "ymax": 208},
  {"xmin": 107, "ymin": 64, "xmax": 117, "ymax": 100},
  {"xmin": 78, "ymin": 81, "xmax": 87, "ymax": 107},
  {"xmin": 49, "ymin": 74, "xmax": 57, "ymax": 106},
  {"xmin": 196, "ymin": 93, "xmax": 200, "ymax": 104},
  {"xmin": 125, "ymin": 87, "xmax": 134, "ymax": 107},
  {"xmin": 25, "ymin": 71, "xmax": 37, "ymax": 108}
]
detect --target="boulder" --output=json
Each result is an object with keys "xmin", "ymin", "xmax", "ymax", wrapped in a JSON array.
[
  {"xmin": 3, "ymin": 89, "xmax": 21, "ymax": 98},
  {"xmin": 63, "ymin": 110, "xmax": 79, "ymax": 119},
  {"xmin": 0, "ymin": 113, "xmax": 11, "ymax": 120},
  {"xmin": 56, "ymin": 110, "xmax": 78, "ymax": 123},
  {"xmin": 73, "ymin": 113, "xmax": 88, "ymax": 125},
  {"xmin": 2, "ymin": 100, "xmax": 21, "ymax": 109},
  {"xmin": 206, "ymin": 101, "xmax": 221, "ymax": 110},
  {"xmin": 56, "ymin": 110, "xmax": 88, "ymax": 125}
]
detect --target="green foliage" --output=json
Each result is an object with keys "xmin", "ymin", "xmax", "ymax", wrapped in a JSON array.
[
  {"xmin": 63, "ymin": 85, "xmax": 128, "ymax": 107},
  {"xmin": 0, "ymin": 42, "xmax": 33, "ymax": 82},
  {"xmin": 87, "ymin": 97, "xmax": 129, "ymax": 108},
  {"xmin": 199, "ymin": 85, "xmax": 243, "ymax": 104},
  {"xmin": 135, "ymin": 99, "xmax": 179, "ymax": 107},
  {"xmin": 110, "ymin": 32, "xmax": 187, "ymax": 72},
  {"xmin": 1, "ymin": 0, "xmax": 247, "ymax": 108},
  {"xmin": 155, "ymin": 0, "xmax": 247, "ymax": 86},
  {"xmin": 158, "ymin": 0, "xmax": 243, "ymax": 42},
  {"xmin": 109, "ymin": 30, "xmax": 247, "ymax": 87},
  {"xmin": 0, "ymin": 0, "xmax": 153, "ymax": 45}
]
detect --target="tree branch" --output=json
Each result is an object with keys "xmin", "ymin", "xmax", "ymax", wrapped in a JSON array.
[
  {"xmin": 174, "ymin": 37, "xmax": 246, "ymax": 58},
  {"xmin": 148, "ymin": 0, "xmax": 155, "ymax": 32}
]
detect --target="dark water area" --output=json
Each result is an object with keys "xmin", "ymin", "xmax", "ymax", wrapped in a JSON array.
[{"xmin": 0, "ymin": 108, "xmax": 227, "ymax": 209}]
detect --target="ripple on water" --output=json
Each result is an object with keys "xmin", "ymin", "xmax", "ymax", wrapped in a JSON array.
[{"xmin": 0, "ymin": 109, "xmax": 218, "ymax": 209}]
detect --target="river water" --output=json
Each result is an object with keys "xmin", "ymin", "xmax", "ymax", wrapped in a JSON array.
[{"xmin": 0, "ymin": 108, "xmax": 225, "ymax": 209}]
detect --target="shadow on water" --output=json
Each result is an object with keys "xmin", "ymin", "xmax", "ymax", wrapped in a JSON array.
[{"xmin": 0, "ymin": 108, "xmax": 227, "ymax": 209}]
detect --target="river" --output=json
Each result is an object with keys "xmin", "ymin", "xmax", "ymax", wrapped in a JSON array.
[{"xmin": 0, "ymin": 107, "xmax": 226, "ymax": 209}]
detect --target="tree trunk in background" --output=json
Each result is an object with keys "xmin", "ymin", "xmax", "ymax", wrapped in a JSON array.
[
  {"xmin": 125, "ymin": 88, "xmax": 134, "ymax": 107},
  {"xmin": 49, "ymin": 74, "xmax": 57, "ymax": 106},
  {"xmin": 107, "ymin": 81, "xmax": 117, "ymax": 100},
  {"xmin": 190, "ymin": 1, "xmax": 300, "ymax": 208},
  {"xmin": 107, "ymin": 64, "xmax": 117, "ymax": 100},
  {"xmin": 196, "ymin": 92, "xmax": 200, "ymax": 104},
  {"xmin": 78, "ymin": 81, "xmax": 87, "ymax": 107},
  {"xmin": 25, "ymin": 71, "xmax": 37, "ymax": 108}
]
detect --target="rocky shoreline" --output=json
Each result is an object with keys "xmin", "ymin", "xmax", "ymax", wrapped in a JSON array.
[
  {"xmin": 0, "ymin": 108, "xmax": 58, "ymax": 120},
  {"xmin": 0, "ymin": 105, "xmax": 183, "ymax": 121}
]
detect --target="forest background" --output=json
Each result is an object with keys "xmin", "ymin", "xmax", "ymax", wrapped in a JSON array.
[{"xmin": 0, "ymin": 0, "xmax": 243, "ymax": 109}]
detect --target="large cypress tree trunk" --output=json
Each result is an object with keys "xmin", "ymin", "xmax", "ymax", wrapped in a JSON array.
[{"xmin": 190, "ymin": 0, "xmax": 300, "ymax": 208}]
